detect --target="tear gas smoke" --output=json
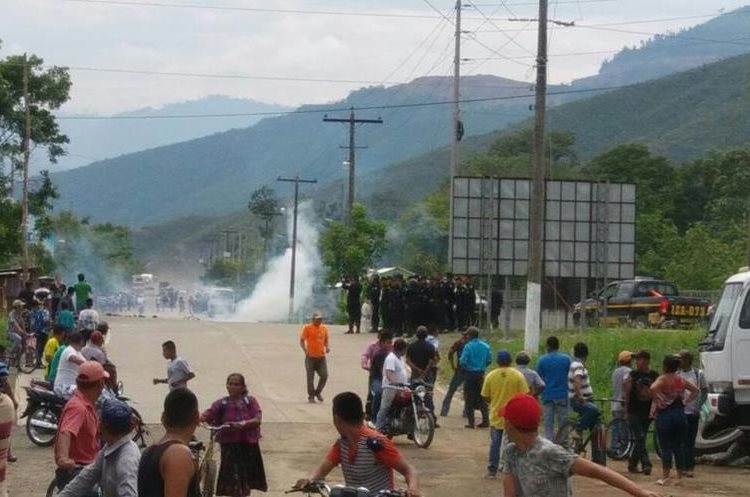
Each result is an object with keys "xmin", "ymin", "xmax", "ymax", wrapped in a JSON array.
[{"xmin": 233, "ymin": 201, "xmax": 325, "ymax": 322}]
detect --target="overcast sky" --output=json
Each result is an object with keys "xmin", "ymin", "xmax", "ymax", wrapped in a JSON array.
[{"xmin": 1, "ymin": 0, "xmax": 748, "ymax": 114}]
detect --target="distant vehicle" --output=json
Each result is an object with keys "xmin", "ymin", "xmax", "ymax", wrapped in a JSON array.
[
  {"xmin": 572, "ymin": 278, "xmax": 711, "ymax": 328},
  {"xmin": 207, "ymin": 287, "xmax": 236, "ymax": 318}
]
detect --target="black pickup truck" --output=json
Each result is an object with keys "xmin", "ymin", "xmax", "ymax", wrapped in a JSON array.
[{"xmin": 573, "ymin": 278, "xmax": 711, "ymax": 328}]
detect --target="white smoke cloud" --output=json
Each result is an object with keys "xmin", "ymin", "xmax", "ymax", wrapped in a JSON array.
[{"xmin": 232, "ymin": 201, "xmax": 321, "ymax": 323}]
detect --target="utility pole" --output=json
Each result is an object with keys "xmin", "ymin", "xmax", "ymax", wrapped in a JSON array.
[
  {"xmin": 21, "ymin": 54, "xmax": 31, "ymax": 283},
  {"xmin": 323, "ymin": 108, "xmax": 382, "ymax": 223},
  {"xmin": 278, "ymin": 176, "xmax": 317, "ymax": 322},
  {"xmin": 448, "ymin": 0, "xmax": 463, "ymax": 263},
  {"xmin": 525, "ymin": 0, "xmax": 549, "ymax": 354}
]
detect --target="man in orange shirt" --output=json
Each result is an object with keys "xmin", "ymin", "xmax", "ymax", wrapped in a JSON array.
[{"xmin": 300, "ymin": 311, "xmax": 330, "ymax": 403}]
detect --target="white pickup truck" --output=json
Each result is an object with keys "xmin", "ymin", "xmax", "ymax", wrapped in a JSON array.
[{"xmin": 699, "ymin": 269, "xmax": 750, "ymax": 452}]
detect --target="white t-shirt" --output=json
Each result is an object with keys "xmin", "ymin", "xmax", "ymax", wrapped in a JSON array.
[
  {"xmin": 382, "ymin": 352, "xmax": 409, "ymax": 389},
  {"xmin": 78, "ymin": 309, "xmax": 99, "ymax": 331},
  {"xmin": 54, "ymin": 347, "xmax": 84, "ymax": 391}
]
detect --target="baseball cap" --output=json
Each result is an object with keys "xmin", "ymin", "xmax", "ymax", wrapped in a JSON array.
[
  {"xmin": 618, "ymin": 350, "xmax": 633, "ymax": 363},
  {"xmin": 312, "ymin": 311, "xmax": 323, "ymax": 320},
  {"xmin": 500, "ymin": 394, "xmax": 542, "ymax": 430},
  {"xmin": 100, "ymin": 398, "xmax": 133, "ymax": 434},
  {"xmin": 77, "ymin": 361, "xmax": 110, "ymax": 382},
  {"xmin": 496, "ymin": 350, "xmax": 512, "ymax": 364},
  {"xmin": 12, "ymin": 300, "xmax": 25, "ymax": 307},
  {"xmin": 90, "ymin": 330, "xmax": 104, "ymax": 345}
]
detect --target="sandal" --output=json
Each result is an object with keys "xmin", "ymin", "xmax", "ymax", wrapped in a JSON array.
[{"xmin": 656, "ymin": 478, "xmax": 672, "ymax": 486}]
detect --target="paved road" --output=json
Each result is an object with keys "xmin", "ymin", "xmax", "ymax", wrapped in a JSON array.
[{"xmin": 105, "ymin": 316, "xmax": 382, "ymax": 423}]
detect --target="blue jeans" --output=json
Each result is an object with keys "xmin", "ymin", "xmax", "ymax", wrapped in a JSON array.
[
  {"xmin": 655, "ymin": 407, "xmax": 688, "ymax": 471},
  {"xmin": 7, "ymin": 332, "xmax": 22, "ymax": 357},
  {"xmin": 570, "ymin": 398, "xmax": 600, "ymax": 433},
  {"xmin": 440, "ymin": 369, "xmax": 467, "ymax": 416},
  {"xmin": 488, "ymin": 427, "xmax": 505, "ymax": 474},
  {"xmin": 370, "ymin": 378, "xmax": 383, "ymax": 419},
  {"xmin": 543, "ymin": 398, "xmax": 569, "ymax": 441}
]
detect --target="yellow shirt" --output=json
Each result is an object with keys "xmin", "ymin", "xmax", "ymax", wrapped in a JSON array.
[
  {"xmin": 481, "ymin": 366, "xmax": 529, "ymax": 429},
  {"xmin": 43, "ymin": 336, "xmax": 60, "ymax": 376}
]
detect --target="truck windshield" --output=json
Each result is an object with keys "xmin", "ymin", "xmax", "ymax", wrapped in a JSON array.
[{"xmin": 705, "ymin": 282, "xmax": 743, "ymax": 350}]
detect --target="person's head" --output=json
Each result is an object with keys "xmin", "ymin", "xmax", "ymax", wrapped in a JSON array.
[
  {"xmin": 97, "ymin": 321, "xmax": 110, "ymax": 336},
  {"xmin": 76, "ymin": 361, "xmax": 109, "ymax": 399},
  {"xmin": 332, "ymin": 391, "xmax": 364, "ymax": 434},
  {"xmin": 415, "ymin": 326, "xmax": 428, "ymax": 340},
  {"xmin": 85, "ymin": 298, "xmax": 94, "ymax": 309},
  {"xmin": 378, "ymin": 332, "xmax": 393, "ymax": 349},
  {"xmin": 77, "ymin": 273, "xmax": 85, "ymax": 282},
  {"xmin": 392, "ymin": 338, "xmax": 408, "ymax": 357},
  {"xmin": 60, "ymin": 300, "xmax": 70, "ymax": 311},
  {"xmin": 515, "ymin": 351, "xmax": 531, "ymax": 366},
  {"xmin": 162, "ymin": 340, "xmax": 176, "ymax": 360},
  {"xmin": 12, "ymin": 299, "xmax": 24, "ymax": 311},
  {"xmin": 311, "ymin": 311, "xmax": 323, "ymax": 325},
  {"xmin": 546, "ymin": 336, "xmax": 560, "ymax": 352},
  {"xmin": 573, "ymin": 342, "xmax": 589, "ymax": 360},
  {"xmin": 33, "ymin": 298, "xmax": 42, "ymax": 308},
  {"xmin": 68, "ymin": 332, "xmax": 84, "ymax": 350},
  {"xmin": 100, "ymin": 398, "xmax": 133, "ymax": 443},
  {"xmin": 162, "ymin": 388, "xmax": 200, "ymax": 434},
  {"xmin": 617, "ymin": 350, "xmax": 633, "ymax": 366},
  {"xmin": 496, "ymin": 349, "xmax": 512, "ymax": 367},
  {"xmin": 634, "ymin": 350, "xmax": 651, "ymax": 370},
  {"xmin": 90, "ymin": 330, "xmax": 104, "ymax": 346},
  {"xmin": 226, "ymin": 373, "xmax": 248, "ymax": 397},
  {"xmin": 663, "ymin": 354, "xmax": 681, "ymax": 374},
  {"xmin": 678, "ymin": 350, "xmax": 693, "ymax": 370},
  {"xmin": 501, "ymin": 394, "xmax": 541, "ymax": 446},
  {"xmin": 466, "ymin": 327, "xmax": 480, "ymax": 340},
  {"xmin": 52, "ymin": 324, "xmax": 65, "ymax": 338}
]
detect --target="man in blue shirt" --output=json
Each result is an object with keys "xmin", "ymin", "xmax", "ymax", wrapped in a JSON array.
[
  {"xmin": 459, "ymin": 327, "xmax": 492, "ymax": 429},
  {"xmin": 536, "ymin": 336, "xmax": 572, "ymax": 440}
]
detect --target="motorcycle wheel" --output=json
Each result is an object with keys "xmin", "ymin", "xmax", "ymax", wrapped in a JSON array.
[
  {"xmin": 27, "ymin": 406, "xmax": 59, "ymax": 447},
  {"xmin": 412, "ymin": 411, "xmax": 435, "ymax": 449},
  {"xmin": 19, "ymin": 345, "xmax": 38, "ymax": 374}
]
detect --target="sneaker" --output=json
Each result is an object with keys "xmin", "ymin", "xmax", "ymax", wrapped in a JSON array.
[
  {"xmin": 477, "ymin": 422, "xmax": 489, "ymax": 428},
  {"xmin": 316, "ymin": 394, "xmax": 324, "ymax": 402},
  {"xmin": 627, "ymin": 467, "xmax": 642, "ymax": 474},
  {"xmin": 464, "ymin": 424, "xmax": 475, "ymax": 429},
  {"xmin": 308, "ymin": 397, "xmax": 316, "ymax": 403},
  {"xmin": 484, "ymin": 472, "xmax": 497, "ymax": 480}
]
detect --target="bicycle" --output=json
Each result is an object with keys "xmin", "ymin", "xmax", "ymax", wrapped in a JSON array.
[
  {"xmin": 555, "ymin": 398, "xmax": 629, "ymax": 463},
  {"xmin": 189, "ymin": 424, "xmax": 230, "ymax": 497},
  {"xmin": 9, "ymin": 333, "xmax": 38, "ymax": 374}
]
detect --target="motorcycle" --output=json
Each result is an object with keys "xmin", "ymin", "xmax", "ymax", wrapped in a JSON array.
[
  {"xmin": 20, "ymin": 380, "xmax": 150, "ymax": 448},
  {"xmin": 380, "ymin": 382, "xmax": 435, "ymax": 449},
  {"xmin": 287, "ymin": 480, "xmax": 405, "ymax": 497}
]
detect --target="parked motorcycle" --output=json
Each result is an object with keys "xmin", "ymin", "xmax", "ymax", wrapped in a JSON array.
[
  {"xmin": 380, "ymin": 382, "xmax": 435, "ymax": 449},
  {"xmin": 20, "ymin": 380, "xmax": 149, "ymax": 448}
]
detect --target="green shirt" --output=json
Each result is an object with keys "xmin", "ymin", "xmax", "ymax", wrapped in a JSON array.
[
  {"xmin": 47, "ymin": 344, "xmax": 68, "ymax": 383},
  {"xmin": 74, "ymin": 281, "xmax": 93, "ymax": 310},
  {"xmin": 56, "ymin": 310, "xmax": 75, "ymax": 331}
]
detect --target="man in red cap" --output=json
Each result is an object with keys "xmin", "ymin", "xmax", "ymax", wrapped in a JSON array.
[
  {"xmin": 501, "ymin": 394, "xmax": 661, "ymax": 497},
  {"xmin": 54, "ymin": 361, "xmax": 108, "ymax": 495}
]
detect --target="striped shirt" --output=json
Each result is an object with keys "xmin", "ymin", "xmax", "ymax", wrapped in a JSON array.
[
  {"xmin": 568, "ymin": 360, "xmax": 594, "ymax": 401},
  {"xmin": 326, "ymin": 426, "xmax": 401, "ymax": 492}
]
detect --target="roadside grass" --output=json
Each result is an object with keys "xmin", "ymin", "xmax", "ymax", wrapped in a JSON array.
[{"xmin": 438, "ymin": 327, "xmax": 705, "ymax": 416}]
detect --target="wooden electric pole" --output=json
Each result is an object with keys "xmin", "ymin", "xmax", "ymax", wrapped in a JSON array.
[
  {"xmin": 21, "ymin": 54, "xmax": 32, "ymax": 283},
  {"xmin": 525, "ymin": 0, "xmax": 549, "ymax": 354},
  {"xmin": 323, "ymin": 108, "xmax": 382, "ymax": 223},
  {"xmin": 278, "ymin": 176, "xmax": 317, "ymax": 322}
]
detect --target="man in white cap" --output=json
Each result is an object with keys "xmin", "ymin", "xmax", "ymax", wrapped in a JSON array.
[{"xmin": 300, "ymin": 312, "xmax": 330, "ymax": 403}]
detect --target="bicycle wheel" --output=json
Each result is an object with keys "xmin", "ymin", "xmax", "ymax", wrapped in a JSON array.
[
  {"xmin": 45, "ymin": 478, "xmax": 59, "ymax": 497},
  {"xmin": 555, "ymin": 421, "xmax": 583, "ymax": 454},
  {"xmin": 607, "ymin": 417, "xmax": 633, "ymax": 461},
  {"xmin": 19, "ymin": 345, "xmax": 38, "ymax": 374},
  {"xmin": 201, "ymin": 459, "xmax": 217, "ymax": 497}
]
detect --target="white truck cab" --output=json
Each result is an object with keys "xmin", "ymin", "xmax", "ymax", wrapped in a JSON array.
[{"xmin": 700, "ymin": 269, "xmax": 750, "ymax": 430}]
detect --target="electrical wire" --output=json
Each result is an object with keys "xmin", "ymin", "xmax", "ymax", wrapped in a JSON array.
[
  {"xmin": 54, "ymin": 84, "xmax": 626, "ymax": 120},
  {"xmin": 467, "ymin": 0, "xmax": 536, "ymax": 56}
]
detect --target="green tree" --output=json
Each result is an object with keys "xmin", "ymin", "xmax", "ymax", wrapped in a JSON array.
[
  {"xmin": 319, "ymin": 204, "xmax": 387, "ymax": 284},
  {"xmin": 664, "ymin": 224, "xmax": 744, "ymax": 289},
  {"xmin": 248, "ymin": 186, "xmax": 280, "ymax": 268},
  {"xmin": 634, "ymin": 211, "xmax": 680, "ymax": 278}
]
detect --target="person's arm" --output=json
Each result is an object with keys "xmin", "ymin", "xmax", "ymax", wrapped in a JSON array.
[
  {"xmin": 447, "ymin": 346, "xmax": 457, "ymax": 371},
  {"xmin": 57, "ymin": 453, "xmax": 104, "ymax": 497},
  {"xmin": 683, "ymin": 378, "xmax": 699, "ymax": 406},
  {"xmin": 161, "ymin": 443, "xmax": 197, "ymax": 497},
  {"xmin": 55, "ymin": 432, "xmax": 76, "ymax": 470},
  {"xmin": 1, "ymin": 377, "xmax": 17, "ymax": 409},
  {"xmin": 295, "ymin": 459, "xmax": 337, "ymax": 489},
  {"xmin": 623, "ymin": 375, "xmax": 632, "ymax": 415},
  {"xmin": 392, "ymin": 458, "xmax": 420, "ymax": 497},
  {"xmin": 69, "ymin": 353, "xmax": 85, "ymax": 366},
  {"xmin": 571, "ymin": 458, "xmax": 662, "ymax": 497},
  {"xmin": 324, "ymin": 328, "xmax": 330, "ymax": 354},
  {"xmin": 152, "ymin": 377, "xmax": 168, "ymax": 385},
  {"xmin": 502, "ymin": 473, "xmax": 518, "ymax": 497},
  {"xmin": 300, "ymin": 337, "xmax": 307, "ymax": 355},
  {"xmin": 115, "ymin": 446, "xmax": 140, "ymax": 497}
]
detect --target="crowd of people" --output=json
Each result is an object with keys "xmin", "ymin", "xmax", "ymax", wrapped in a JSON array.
[
  {"xmin": 0, "ymin": 276, "xmax": 711, "ymax": 497},
  {"xmin": 342, "ymin": 273, "xmax": 503, "ymax": 336}
]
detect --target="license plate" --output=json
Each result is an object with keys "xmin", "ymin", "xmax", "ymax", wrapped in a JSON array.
[{"xmin": 671, "ymin": 304, "xmax": 706, "ymax": 317}]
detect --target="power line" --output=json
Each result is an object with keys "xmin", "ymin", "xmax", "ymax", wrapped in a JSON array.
[
  {"xmin": 54, "ymin": 84, "xmax": 624, "ymax": 121},
  {"xmin": 467, "ymin": 0, "xmax": 536, "ymax": 56}
]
